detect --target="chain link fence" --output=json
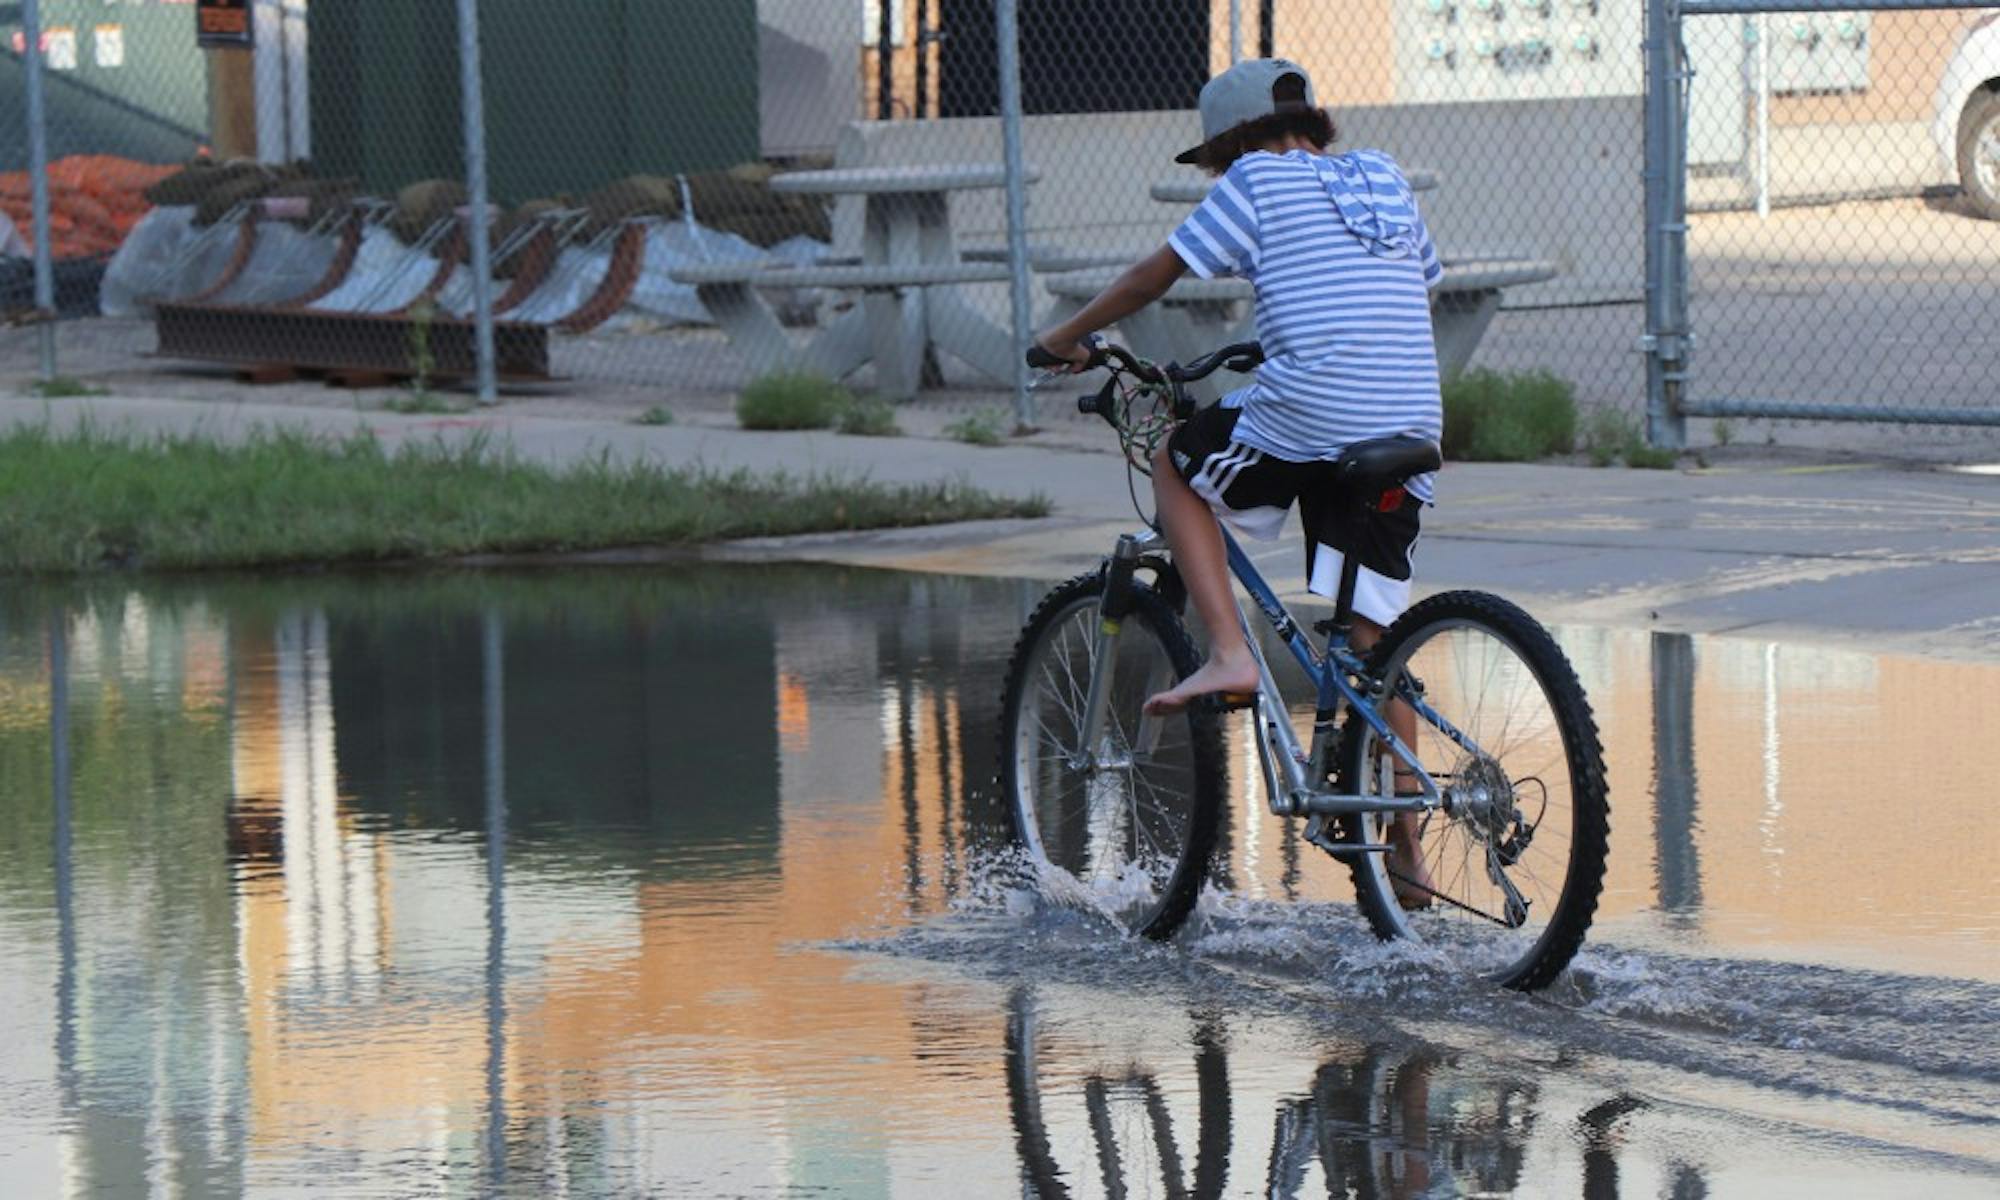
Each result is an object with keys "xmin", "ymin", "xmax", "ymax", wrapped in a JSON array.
[
  {"xmin": 1658, "ymin": 1, "xmax": 2000, "ymax": 446},
  {"xmin": 4, "ymin": 2, "xmax": 1996, "ymax": 446}
]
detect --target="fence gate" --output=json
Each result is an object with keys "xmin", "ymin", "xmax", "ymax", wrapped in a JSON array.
[{"xmin": 1646, "ymin": 0, "xmax": 2000, "ymax": 446}]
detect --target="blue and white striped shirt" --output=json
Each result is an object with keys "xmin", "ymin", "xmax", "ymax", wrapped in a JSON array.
[{"xmin": 1167, "ymin": 148, "xmax": 1443, "ymax": 501}]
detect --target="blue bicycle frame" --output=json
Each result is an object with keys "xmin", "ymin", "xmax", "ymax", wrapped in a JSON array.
[{"xmin": 1080, "ymin": 528, "xmax": 1488, "ymax": 828}]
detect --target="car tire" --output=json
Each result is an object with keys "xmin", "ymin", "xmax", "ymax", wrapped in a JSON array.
[{"xmin": 1959, "ymin": 88, "xmax": 2000, "ymax": 221}]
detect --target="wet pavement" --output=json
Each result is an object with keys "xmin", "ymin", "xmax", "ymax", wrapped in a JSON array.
[{"xmin": 0, "ymin": 566, "xmax": 1994, "ymax": 1198}]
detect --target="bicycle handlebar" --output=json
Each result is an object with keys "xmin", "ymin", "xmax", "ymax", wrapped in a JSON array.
[
  {"xmin": 1026, "ymin": 336, "xmax": 1165, "ymax": 384},
  {"xmin": 1028, "ymin": 337, "xmax": 1266, "ymax": 428},
  {"xmin": 1024, "ymin": 336, "xmax": 1263, "ymax": 387},
  {"xmin": 1173, "ymin": 341, "xmax": 1264, "ymax": 383}
]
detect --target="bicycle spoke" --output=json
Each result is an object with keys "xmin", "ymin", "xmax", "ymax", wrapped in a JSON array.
[{"xmin": 1004, "ymin": 579, "xmax": 1220, "ymax": 937}]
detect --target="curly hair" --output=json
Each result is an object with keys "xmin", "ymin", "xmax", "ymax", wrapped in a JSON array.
[{"xmin": 1192, "ymin": 107, "xmax": 1338, "ymax": 176}]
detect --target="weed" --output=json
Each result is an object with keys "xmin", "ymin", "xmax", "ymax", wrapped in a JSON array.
[
  {"xmin": 383, "ymin": 391, "xmax": 461, "ymax": 415},
  {"xmin": 1441, "ymin": 369, "xmax": 1576, "ymax": 462},
  {"xmin": 1712, "ymin": 417, "xmax": 1734, "ymax": 447},
  {"xmin": 405, "ymin": 299, "xmax": 438, "ymax": 405},
  {"xmin": 27, "ymin": 376, "xmax": 107, "ymax": 399},
  {"xmin": 1579, "ymin": 406, "xmax": 1679, "ymax": 469},
  {"xmin": 1624, "ymin": 442, "xmax": 1679, "ymax": 470},
  {"xmin": 837, "ymin": 396, "xmax": 901, "ymax": 437},
  {"xmin": 1580, "ymin": 407, "xmax": 1630, "ymax": 468},
  {"xmin": 635, "ymin": 405, "xmax": 676, "ymax": 427},
  {"xmin": 943, "ymin": 408, "xmax": 1009, "ymax": 447},
  {"xmin": 736, "ymin": 372, "xmax": 850, "ymax": 430}
]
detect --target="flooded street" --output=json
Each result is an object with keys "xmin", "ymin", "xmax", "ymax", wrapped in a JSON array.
[{"xmin": 0, "ymin": 566, "xmax": 1994, "ymax": 1197}]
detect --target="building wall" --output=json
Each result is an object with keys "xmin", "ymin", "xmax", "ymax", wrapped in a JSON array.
[
  {"xmin": 835, "ymin": 97, "xmax": 1643, "ymax": 306},
  {"xmin": 850, "ymin": 3, "xmax": 1978, "ymax": 141}
]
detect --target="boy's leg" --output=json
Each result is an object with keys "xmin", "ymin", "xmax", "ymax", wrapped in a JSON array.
[
  {"xmin": 1143, "ymin": 444, "xmax": 1260, "ymax": 716},
  {"xmin": 1353, "ymin": 614, "xmax": 1436, "ymax": 909}
]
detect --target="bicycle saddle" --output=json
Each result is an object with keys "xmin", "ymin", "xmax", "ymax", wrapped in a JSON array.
[{"xmin": 1329, "ymin": 435, "xmax": 1442, "ymax": 505}]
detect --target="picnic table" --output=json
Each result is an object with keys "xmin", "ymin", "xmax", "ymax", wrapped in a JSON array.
[{"xmin": 672, "ymin": 164, "xmax": 1039, "ymax": 399}]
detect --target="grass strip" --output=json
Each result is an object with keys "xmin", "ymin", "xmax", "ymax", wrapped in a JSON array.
[{"xmin": 0, "ymin": 423, "xmax": 1048, "ymax": 573}]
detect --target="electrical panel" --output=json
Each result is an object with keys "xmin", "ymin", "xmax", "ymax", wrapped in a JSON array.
[
  {"xmin": 1391, "ymin": 0, "xmax": 1870, "ymax": 105},
  {"xmin": 1765, "ymin": 11, "xmax": 1871, "ymax": 94},
  {"xmin": 1394, "ymin": 0, "xmax": 1646, "ymax": 103}
]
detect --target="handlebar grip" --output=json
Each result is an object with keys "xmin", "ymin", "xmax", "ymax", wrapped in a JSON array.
[
  {"xmin": 1025, "ymin": 333, "xmax": 1105, "ymax": 372},
  {"xmin": 1025, "ymin": 344, "xmax": 1069, "ymax": 370}
]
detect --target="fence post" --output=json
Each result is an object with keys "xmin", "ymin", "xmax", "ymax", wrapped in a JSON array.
[
  {"xmin": 456, "ymin": 0, "xmax": 498, "ymax": 405},
  {"xmin": 481, "ymin": 608, "xmax": 507, "ymax": 1188},
  {"xmin": 252, "ymin": 0, "xmax": 287, "ymax": 162},
  {"xmin": 1230, "ymin": 0, "xmax": 1243, "ymax": 63},
  {"xmin": 1754, "ymin": 13, "xmax": 1770, "ymax": 219},
  {"xmin": 996, "ymin": 0, "xmax": 1034, "ymax": 431},
  {"xmin": 1643, "ymin": 0, "xmax": 1689, "ymax": 450},
  {"xmin": 49, "ymin": 607, "xmax": 75, "ymax": 1103},
  {"xmin": 20, "ymin": 0, "xmax": 57, "ymax": 383}
]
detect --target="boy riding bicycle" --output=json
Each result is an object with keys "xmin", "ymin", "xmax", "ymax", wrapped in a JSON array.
[{"xmin": 1034, "ymin": 59, "xmax": 1445, "ymax": 905}]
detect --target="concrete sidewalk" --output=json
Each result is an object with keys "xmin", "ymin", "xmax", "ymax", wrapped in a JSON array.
[{"xmin": 8, "ymin": 390, "xmax": 1999, "ymax": 661}]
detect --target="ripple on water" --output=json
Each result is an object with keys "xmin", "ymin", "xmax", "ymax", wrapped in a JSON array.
[{"xmin": 829, "ymin": 853, "xmax": 2000, "ymax": 1142}]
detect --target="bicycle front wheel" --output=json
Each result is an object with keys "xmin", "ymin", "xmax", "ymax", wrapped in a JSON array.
[
  {"xmin": 1335, "ymin": 591, "xmax": 1609, "ymax": 991},
  {"xmin": 998, "ymin": 571, "xmax": 1225, "ymax": 939}
]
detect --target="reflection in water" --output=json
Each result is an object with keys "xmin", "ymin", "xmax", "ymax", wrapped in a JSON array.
[
  {"xmin": 49, "ymin": 613, "xmax": 78, "ymax": 1192},
  {"xmin": 1003, "ymin": 987, "xmax": 1660, "ymax": 1200},
  {"xmin": 482, "ymin": 611, "xmax": 507, "ymax": 1193},
  {"xmin": 1, "ymin": 571, "xmax": 1997, "ymax": 1196},
  {"xmin": 1651, "ymin": 633, "xmax": 1702, "ymax": 919}
]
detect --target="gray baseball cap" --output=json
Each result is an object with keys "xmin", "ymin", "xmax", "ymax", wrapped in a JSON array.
[{"xmin": 1174, "ymin": 58, "xmax": 1319, "ymax": 165}]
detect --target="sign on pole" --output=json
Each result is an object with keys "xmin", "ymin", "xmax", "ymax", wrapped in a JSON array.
[{"xmin": 196, "ymin": 0, "xmax": 253, "ymax": 48}]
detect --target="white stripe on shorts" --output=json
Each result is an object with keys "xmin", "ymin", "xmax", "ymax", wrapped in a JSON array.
[
  {"xmin": 1191, "ymin": 443, "xmax": 1252, "ymax": 502},
  {"xmin": 1214, "ymin": 446, "xmax": 1262, "ymax": 497}
]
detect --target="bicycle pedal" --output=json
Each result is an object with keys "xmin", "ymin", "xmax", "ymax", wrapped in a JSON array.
[{"xmin": 1200, "ymin": 692, "xmax": 1259, "ymax": 713}]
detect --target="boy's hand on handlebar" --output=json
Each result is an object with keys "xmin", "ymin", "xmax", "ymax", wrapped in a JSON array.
[{"xmin": 1029, "ymin": 331, "xmax": 1094, "ymax": 373}]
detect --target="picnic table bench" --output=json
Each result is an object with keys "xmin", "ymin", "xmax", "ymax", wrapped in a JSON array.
[
  {"xmin": 670, "ymin": 260, "xmax": 1017, "ymax": 387},
  {"xmin": 670, "ymin": 164, "xmax": 1035, "ymax": 398}
]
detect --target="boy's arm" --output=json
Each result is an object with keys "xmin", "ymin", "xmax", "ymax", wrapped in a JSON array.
[{"xmin": 1034, "ymin": 245, "xmax": 1187, "ymax": 366}]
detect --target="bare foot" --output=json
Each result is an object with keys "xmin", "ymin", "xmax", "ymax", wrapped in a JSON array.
[
  {"xmin": 1143, "ymin": 653, "xmax": 1259, "ymax": 716},
  {"xmin": 1385, "ymin": 808, "xmax": 1435, "ymax": 911}
]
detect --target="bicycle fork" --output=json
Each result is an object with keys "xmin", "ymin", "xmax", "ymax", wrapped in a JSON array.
[{"xmin": 1071, "ymin": 532, "xmax": 1159, "ymax": 771}]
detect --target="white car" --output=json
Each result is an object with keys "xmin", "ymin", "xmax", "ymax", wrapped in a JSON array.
[{"xmin": 1934, "ymin": 9, "xmax": 2000, "ymax": 218}]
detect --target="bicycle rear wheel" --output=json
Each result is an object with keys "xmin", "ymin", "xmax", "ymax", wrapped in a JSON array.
[
  {"xmin": 1335, "ymin": 591, "xmax": 1609, "ymax": 991},
  {"xmin": 998, "ymin": 571, "xmax": 1224, "ymax": 939}
]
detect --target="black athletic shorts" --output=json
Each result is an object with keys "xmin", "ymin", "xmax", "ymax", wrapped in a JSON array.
[{"xmin": 1166, "ymin": 404, "xmax": 1422, "ymax": 619}]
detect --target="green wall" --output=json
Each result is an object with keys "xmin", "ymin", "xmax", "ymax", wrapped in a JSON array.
[{"xmin": 310, "ymin": 0, "xmax": 759, "ymax": 204}]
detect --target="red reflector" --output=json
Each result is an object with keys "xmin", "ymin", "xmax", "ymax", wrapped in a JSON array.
[{"xmin": 1377, "ymin": 487, "xmax": 1406, "ymax": 513}]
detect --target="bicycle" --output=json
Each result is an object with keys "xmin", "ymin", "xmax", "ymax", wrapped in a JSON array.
[{"xmin": 998, "ymin": 337, "xmax": 1609, "ymax": 991}]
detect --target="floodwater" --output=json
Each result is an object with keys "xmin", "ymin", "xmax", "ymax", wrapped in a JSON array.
[{"xmin": 0, "ymin": 566, "xmax": 1994, "ymax": 1199}]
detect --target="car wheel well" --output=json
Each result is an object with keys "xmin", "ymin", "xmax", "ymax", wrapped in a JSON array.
[{"xmin": 1966, "ymin": 82, "xmax": 2000, "ymax": 132}]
